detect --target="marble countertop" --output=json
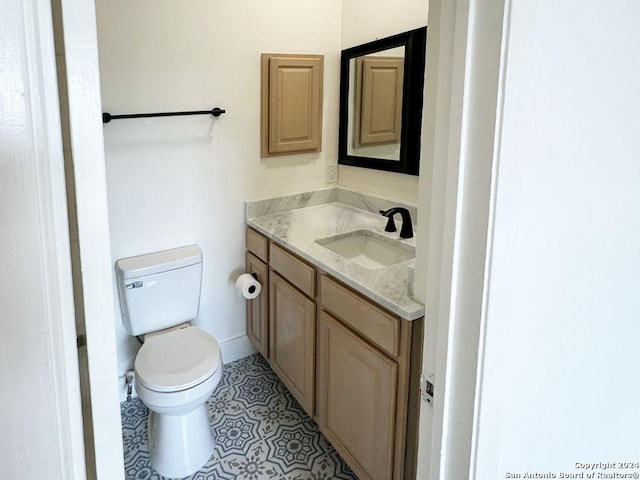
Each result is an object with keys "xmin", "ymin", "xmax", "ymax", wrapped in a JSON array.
[{"xmin": 246, "ymin": 201, "xmax": 425, "ymax": 321}]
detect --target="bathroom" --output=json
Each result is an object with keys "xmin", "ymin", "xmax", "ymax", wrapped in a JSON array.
[
  {"xmin": 98, "ymin": 0, "xmax": 428, "ymax": 478},
  {"xmin": 5, "ymin": 0, "xmax": 640, "ymax": 479}
]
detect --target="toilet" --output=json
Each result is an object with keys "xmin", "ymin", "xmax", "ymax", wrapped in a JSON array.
[{"xmin": 116, "ymin": 245, "xmax": 223, "ymax": 478}]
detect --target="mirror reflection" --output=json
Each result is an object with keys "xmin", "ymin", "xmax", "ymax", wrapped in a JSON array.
[
  {"xmin": 347, "ymin": 47, "xmax": 405, "ymax": 161},
  {"xmin": 339, "ymin": 27, "xmax": 427, "ymax": 175}
]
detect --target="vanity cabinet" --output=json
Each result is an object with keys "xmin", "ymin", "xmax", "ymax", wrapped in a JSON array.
[
  {"xmin": 245, "ymin": 251, "xmax": 269, "ymax": 357},
  {"xmin": 244, "ymin": 227, "xmax": 422, "ymax": 479},
  {"xmin": 245, "ymin": 228, "xmax": 270, "ymax": 358},
  {"xmin": 269, "ymin": 272, "xmax": 316, "ymax": 415},
  {"xmin": 317, "ymin": 311, "xmax": 397, "ymax": 480},
  {"xmin": 268, "ymin": 243, "xmax": 316, "ymax": 416},
  {"xmin": 245, "ymin": 233, "xmax": 317, "ymax": 416},
  {"xmin": 317, "ymin": 275, "xmax": 422, "ymax": 480}
]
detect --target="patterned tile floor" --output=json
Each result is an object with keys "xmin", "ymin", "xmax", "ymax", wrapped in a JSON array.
[{"xmin": 121, "ymin": 353, "xmax": 358, "ymax": 480}]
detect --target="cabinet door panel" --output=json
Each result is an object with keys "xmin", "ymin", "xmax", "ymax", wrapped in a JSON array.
[
  {"xmin": 317, "ymin": 311, "xmax": 397, "ymax": 480},
  {"xmin": 246, "ymin": 252, "xmax": 268, "ymax": 357},
  {"xmin": 261, "ymin": 54, "xmax": 323, "ymax": 156},
  {"xmin": 269, "ymin": 272, "xmax": 315, "ymax": 415}
]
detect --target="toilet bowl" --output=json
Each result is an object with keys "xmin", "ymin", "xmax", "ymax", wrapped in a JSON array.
[
  {"xmin": 115, "ymin": 245, "xmax": 223, "ymax": 478},
  {"xmin": 135, "ymin": 325, "xmax": 223, "ymax": 478}
]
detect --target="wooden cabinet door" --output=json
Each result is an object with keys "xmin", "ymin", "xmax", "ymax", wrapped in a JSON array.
[
  {"xmin": 261, "ymin": 54, "xmax": 324, "ymax": 156},
  {"xmin": 269, "ymin": 271, "xmax": 315, "ymax": 415},
  {"xmin": 317, "ymin": 311, "xmax": 398, "ymax": 480},
  {"xmin": 246, "ymin": 252, "xmax": 269, "ymax": 357}
]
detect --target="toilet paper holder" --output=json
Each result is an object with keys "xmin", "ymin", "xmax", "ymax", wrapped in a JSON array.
[{"xmin": 247, "ymin": 273, "xmax": 259, "ymax": 295}]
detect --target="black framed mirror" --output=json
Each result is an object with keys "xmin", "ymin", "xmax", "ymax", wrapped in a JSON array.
[{"xmin": 338, "ymin": 27, "xmax": 427, "ymax": 176}]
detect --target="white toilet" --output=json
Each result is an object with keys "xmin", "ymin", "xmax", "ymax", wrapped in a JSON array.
[{"xmin": 116, "ymin": 245, "xmax": 223, "ymax": 479}]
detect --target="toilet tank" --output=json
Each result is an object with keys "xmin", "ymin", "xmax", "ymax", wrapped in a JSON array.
[{"xmin": 116, "ymin": 245, "xmax": 203, "ymax": 336}]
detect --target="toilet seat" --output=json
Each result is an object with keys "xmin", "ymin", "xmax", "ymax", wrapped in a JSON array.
[{"xmin": 135, "ymin": 326, "xmax": 221, "ymax": 393}]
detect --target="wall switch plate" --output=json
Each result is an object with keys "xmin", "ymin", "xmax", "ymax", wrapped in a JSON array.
[
  {"xmin": 420, "ymin": 372, "xmax": 435, "ymax": 405},
  {"xmin": 326, "ymin": 165, "xmax": 338, "ymax": 183}
]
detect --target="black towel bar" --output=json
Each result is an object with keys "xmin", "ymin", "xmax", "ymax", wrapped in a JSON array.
[{"xmin": 102, "ymin": 107, "xmax": 226, "ymax": 124}]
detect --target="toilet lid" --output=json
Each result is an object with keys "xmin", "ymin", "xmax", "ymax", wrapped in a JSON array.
[{"xmin": 135, "ymin": 326, "xmax": 221, "ymax": 393}]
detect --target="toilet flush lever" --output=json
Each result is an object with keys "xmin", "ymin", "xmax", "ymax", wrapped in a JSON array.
[{"xmin": 126, "ymin": 281, "xmax": 143, "ymax": 289}]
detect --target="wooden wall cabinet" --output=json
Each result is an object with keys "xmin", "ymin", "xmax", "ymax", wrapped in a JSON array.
[
  {"xmin": 244, "ymin": 227, "xmax": 422, "ymax": 479},
  {"xmin": 261, "ymin": 54, "xmax": 324, "ymax": 157}
]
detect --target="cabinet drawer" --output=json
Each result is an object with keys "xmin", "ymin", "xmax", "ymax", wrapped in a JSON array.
[
  {"xmin": 246, "ymin": 227, "xmax": 269, "ymax": 262},
  {"xmin": 320, "ymin": 275, "xmax": 400, "ymax": 358},
  {"xmin": 270, "ymin": 243, "xmax": 316, "ymax": 298}
]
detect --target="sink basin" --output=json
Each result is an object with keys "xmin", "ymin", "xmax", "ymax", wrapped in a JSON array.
[{"xmin": 315, "ymin": 230, "xmax": 415, "ymax": 270}]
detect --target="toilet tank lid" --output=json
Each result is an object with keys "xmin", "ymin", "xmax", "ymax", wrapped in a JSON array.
[{"xmin": 116, "ymin": 245, "xmax": 202, "ymax": 279}]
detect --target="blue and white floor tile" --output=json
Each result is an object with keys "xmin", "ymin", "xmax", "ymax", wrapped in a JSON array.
[{"xmin": 121, "ymin": 353, "xmax": 358, "ymax": 480}]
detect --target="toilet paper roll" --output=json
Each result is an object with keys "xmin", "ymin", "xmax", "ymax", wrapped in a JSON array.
[{"xmin": 235, "ymin": 273, "xmax": 262, "ymax": 300}]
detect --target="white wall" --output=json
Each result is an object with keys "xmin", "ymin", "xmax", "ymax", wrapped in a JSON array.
[
  {"xmin": 473, "ymin": 1, "xmax": 640, "ymax": 476},
  {"xmin": 342, "ymin": 0, "xmax": 429, "ymax": 48},
  {"xmin": 95, "ymin": 0, "xmax": 342, "ymax": 382},
  {"xmin": 339, "ymin": 0, "xmax": 429, "ymax": 203}
]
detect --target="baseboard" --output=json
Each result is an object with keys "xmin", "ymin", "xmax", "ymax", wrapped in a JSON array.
[
  {"xmin": 219, "ymin": 333, "xmax": 257, "ymax": 364},
  {"xmin": 118, "ymin": 334, "xmax": 257, "ymax": 403}
]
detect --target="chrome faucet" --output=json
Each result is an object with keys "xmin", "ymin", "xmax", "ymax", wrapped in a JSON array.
[{"xmin": 379, "ymin": 207, "xmax": 414, "ymax": 239}]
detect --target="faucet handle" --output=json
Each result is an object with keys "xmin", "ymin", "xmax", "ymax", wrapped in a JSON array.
[{"xmin": 379, "ymin": 210, "xmax": 397, "ymax": 232}]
